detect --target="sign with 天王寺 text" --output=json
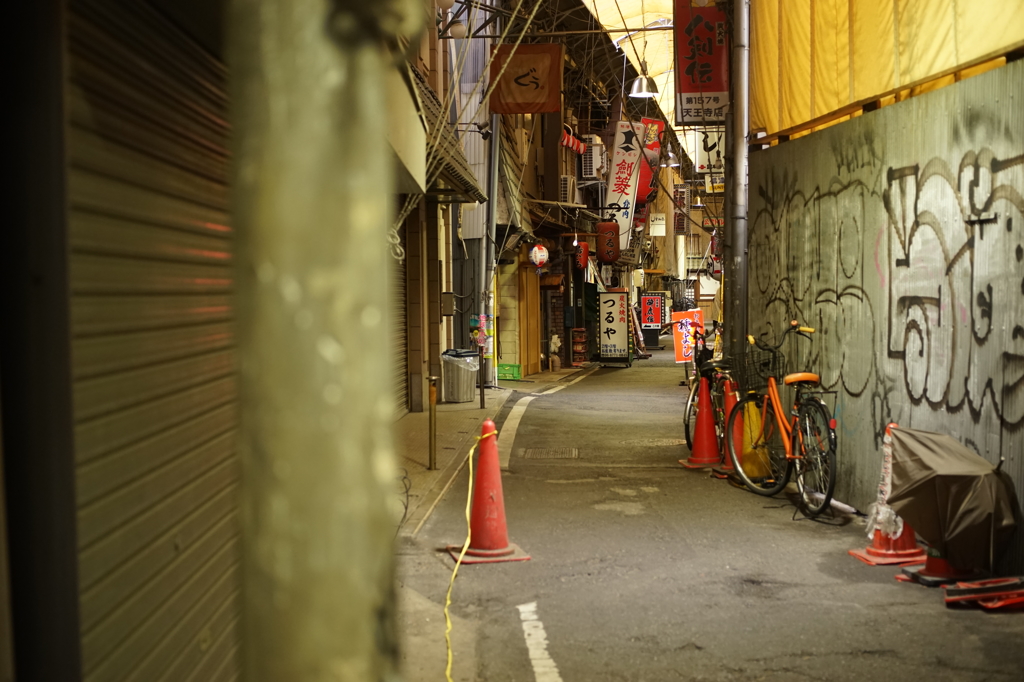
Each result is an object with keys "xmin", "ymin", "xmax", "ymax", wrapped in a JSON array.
[{"xmin": 674, "ymin": 1, "xmax": 730, "ymax": 125}]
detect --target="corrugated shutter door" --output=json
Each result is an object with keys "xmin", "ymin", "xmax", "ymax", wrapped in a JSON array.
[
  {"xmin": 393, "ymin": 239, "xmax": 409, "ymax": 417},
  {"xmin": 67, "ymin": 1, "xmax": 239, "ymax": 680}
]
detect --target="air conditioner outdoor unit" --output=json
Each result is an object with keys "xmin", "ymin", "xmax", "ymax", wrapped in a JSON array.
[
  {"xmin": 559, "ymin": 175, "xmax": 577, "ymax": 204},
  {"xmin": 580, "ymin": 134, "xmax": 604, "ymax": 180}
]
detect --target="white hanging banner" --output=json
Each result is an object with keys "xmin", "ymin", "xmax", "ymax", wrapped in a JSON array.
[{"xmin": 604, "ymin": 121, "xmax": 645, "ymax": 251}]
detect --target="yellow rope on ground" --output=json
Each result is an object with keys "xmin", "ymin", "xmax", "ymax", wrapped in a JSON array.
[{"xmin": 444, "ymin": 429, "xmax": 497, "ymax": 682}]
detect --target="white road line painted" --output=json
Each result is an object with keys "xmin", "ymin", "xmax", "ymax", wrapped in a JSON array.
[
  {"xmin": 517, "ymin": 602, "xmax": 563, "ymax": 682},
  {"xmin": 500, "ymin": 368, "xmax": 597, "ymax": 468},
  {"xmin": 498, "ymin": 396, "xmax": 535, "ymax": 469},
  {"xmin": 535, "ymin": 367, "xmax": 596, "ymax": 395}
]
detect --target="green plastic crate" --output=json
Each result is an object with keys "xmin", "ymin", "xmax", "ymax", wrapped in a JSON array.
[{"xmin": 497, "ymin": 363, "xmax": 521, "ymax": 380}]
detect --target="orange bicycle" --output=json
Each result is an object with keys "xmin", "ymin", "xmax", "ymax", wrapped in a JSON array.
[{"xmin": 725, "ymin": 321, "xmax": 837, "ymax": 517}]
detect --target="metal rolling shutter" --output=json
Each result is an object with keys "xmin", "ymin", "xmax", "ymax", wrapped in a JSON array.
[
  {"xmin": 393, "ymin": 233, "xmax": 409, "ymax": 418},
  {"xmin": 67, "ymin": 2, "xmax": 239, "ymax": 680}
]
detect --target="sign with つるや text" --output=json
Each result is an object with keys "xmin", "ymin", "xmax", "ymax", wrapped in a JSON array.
[{"xmin": 599, "ymin": 292, "xmax": 630, "ymax": 359}]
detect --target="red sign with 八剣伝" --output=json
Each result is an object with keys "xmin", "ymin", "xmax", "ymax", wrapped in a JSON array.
[
  {"xmin": 674, "ymin": 0, "xmax": 729, "ymax": 125},
  {"xmin": 605, "ymin": 120, "xmax": 646, "ymax": 251}
]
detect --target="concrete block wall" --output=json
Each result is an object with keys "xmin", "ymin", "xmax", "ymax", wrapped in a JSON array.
[{"xmin": 747, "ymin": 60, "xmax": 1024, "ymax": 571}]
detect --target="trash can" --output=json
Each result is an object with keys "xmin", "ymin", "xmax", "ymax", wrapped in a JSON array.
[{"xmin": 441, "ymin": 349, "xmax": 480, "ymax": 403}]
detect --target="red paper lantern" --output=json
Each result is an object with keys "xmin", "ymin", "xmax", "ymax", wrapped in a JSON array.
[
  {"xmin": 596, "ymin": 222, "xmax": 620, "ymax": 263},
  {"xmin": 575, "ymin": 241, "xmax": 589, "ymax": 269}
]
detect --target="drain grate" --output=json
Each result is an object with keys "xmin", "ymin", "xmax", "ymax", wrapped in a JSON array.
[
  {"xmin": 619, "ymin": 438, "xmax": 687, "ymax": 447},
  {"xmin": 517, "ymin": 447, "xmax": 580, "ymax": 459}
]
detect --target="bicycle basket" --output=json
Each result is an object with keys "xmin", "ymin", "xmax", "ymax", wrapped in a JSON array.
[{"xmin": 736, "ymin": 349, "xmax": 787, "ymax": 393}]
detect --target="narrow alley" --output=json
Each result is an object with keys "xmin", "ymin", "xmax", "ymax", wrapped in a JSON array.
[{"xmin": 398, "ymin": 348, "xmax": 1024, "ymax": 682}]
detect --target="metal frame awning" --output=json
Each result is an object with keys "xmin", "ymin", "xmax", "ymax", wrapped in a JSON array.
[{"xmin": 409, "ymin": 66, "xmax": 487, "ymax": 204}]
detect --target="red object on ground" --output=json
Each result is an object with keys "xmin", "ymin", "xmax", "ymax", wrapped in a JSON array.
[
  {"xmin": 682, "ymin": 378, "xmax": 722, "ymax": 469},
  {"xmin": 849, "ymin": 524, "xmax": 927, "ymax": 566},
  {"xmin": 447, "ymin": 419, "xmax": 530, "ymax": 564},
  {"xmin": 900, "ymin": 553, "xmax": 983, "ymax": 586},
  {"xmin": 716, "ymin": 379, "xmax": 740, "ymax": 473}
]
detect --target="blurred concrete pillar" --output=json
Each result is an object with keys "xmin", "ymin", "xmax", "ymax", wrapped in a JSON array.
[{"xmin": 228, "ymin": 1, "xmax": 422, "ymax": 679}]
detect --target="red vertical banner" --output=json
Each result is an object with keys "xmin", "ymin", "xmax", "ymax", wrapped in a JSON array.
[
  {"xmin": 637, "ymin": 118, "xmax": 665, "ymax": 204},
  {"xmin": 671, "ymin": 309, "xmax": 705, "ymax": 364},
  {"xmin": 674, "ymin": 0, "xmax": 729, "ymax": 125},
  {"xmin": 640, "ymin": 294, "xmax": 665, "ymax": 329}
]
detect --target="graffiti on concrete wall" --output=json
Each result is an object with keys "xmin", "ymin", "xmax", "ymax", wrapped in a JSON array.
[{"xmin": 750, "ymin": 125, "xmax": 1024, "ymax": 447}]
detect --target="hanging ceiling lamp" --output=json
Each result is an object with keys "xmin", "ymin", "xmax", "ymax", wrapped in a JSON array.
[
  {"xmin": 661, "ymin": 149, "xmax": 679, "ymax": 168},
  {"xmin": 629, "ymin": 61, "xmax": 658, "ymax": 98}
]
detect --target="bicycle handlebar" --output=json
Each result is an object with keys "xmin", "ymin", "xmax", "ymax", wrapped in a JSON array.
[{"xmin": 750, "ymin": 321, "xmax": 814, "ymax": 351}]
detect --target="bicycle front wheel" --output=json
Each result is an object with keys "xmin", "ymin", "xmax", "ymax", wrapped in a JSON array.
[
  {"xmin": 726, "ymin": 394, "xmax": 791, "ymax": 496},
  {"xmin": 683, "ymin": 381, "xmax": 699, "ymax": 451},
  {"xmin": 796, "ymin": 399, "xmax": 837, "ymax": 516}
]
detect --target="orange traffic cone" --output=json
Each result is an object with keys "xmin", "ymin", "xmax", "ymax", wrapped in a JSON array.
[
  {"xmin": 447, "ymin": 419, "xmax": 530, "ymax": 564},
  {"xmin": 682, "ymin": 377, "xmax": 722, "ymax": 469},
  {"xmin": 716, "ymin": 379, "xmax": 741, "ymax": 473},
  {"xmin": 850, "ymin": 422, "xmax": 927, "ymax": 566},
  {"xmin": 849, "ymin": 523, "xmax": 927, "ymax": 566}
]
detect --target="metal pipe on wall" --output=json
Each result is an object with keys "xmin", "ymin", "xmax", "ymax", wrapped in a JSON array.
[
  {"xmin": 482, "ymin": 111, "xmax": 500, "ymax": 386},
  {"xmin": 725, "ymin": 0, "xmax": 750, "ymax": 360},
  {"xmin": 229, "ymin": 0, "xmax": 422, "ymax": 678}
]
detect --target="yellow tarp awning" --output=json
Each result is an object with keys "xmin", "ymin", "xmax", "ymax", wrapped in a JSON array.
[{"xmin": 582, "ymin": 1, "xmax": 1024, "ymax": 137}]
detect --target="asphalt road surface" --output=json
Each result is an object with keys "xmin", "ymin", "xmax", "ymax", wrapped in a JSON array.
[{"xmin": 398, "ymin": 348, "xmax": 1024, "ymax": 682}]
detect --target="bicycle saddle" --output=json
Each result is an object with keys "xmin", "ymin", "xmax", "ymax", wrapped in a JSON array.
[
  {"xmin": 698, "ymin": 359, "xmax": 731, "ymax": 377},
  {"xmin": 783, "ymin": 372, "xmax": 820, "ymax": 386}
]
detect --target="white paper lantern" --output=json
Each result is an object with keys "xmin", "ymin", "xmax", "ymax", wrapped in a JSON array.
[{"xmin": 529, "ymin": 245, "xmax": 549, "ymax": 267}]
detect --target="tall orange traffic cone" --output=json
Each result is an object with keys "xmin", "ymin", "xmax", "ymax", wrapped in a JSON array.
[
  {"xmin": 447, "ymin": 419, "xmax": 530, "ymax": 564},
  {"xmin": 716, "ymin": 379, "xmax": 741, "ymax": 473},
  {"xmin": 682, "ymin": 378, "xmax": 722, "ymax": 468}
]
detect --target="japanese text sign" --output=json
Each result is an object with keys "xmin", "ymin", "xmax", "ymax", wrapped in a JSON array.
[
  {"xmin": 674, "ymin": 1, "xmax": 729, "ymax": 125},
  {"xmin": 489, "ymin": 44, "xmax": 563, "ymax": 114},
  {"xmin": 605, "ymin": 121, "xmax": 646, "ymax": 251},
  {"xmin": 637, "ymin": 118, "xmax": 665, "ymax": 204},
  {"xmin": 599, "ymin": 292, "xmax": 630, "ymax": 359},
  {"xmin": 640, "ymin": 294, "xmax": 665, "ymax": 329},
  {"xmin": 672, "ymin": 309, "xmax": 705, "ymax": 364}
]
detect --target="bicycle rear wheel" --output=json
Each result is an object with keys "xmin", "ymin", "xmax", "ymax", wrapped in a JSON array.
[
  {"xmin": 726, "ymin": 394, "xmax": 791, "ymax": 495},
  {"xmin": 796, "ymin": 399, "xmax": 837, "ymax": 516}
]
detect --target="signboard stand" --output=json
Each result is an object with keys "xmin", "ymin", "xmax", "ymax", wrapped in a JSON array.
[
  {"xmin": 640, "ymin": 293, "xmax": 666, "ymax": 350},
  {"xmin": 599, "ymin": 291, "xmax": 632, "ymax": 368}
]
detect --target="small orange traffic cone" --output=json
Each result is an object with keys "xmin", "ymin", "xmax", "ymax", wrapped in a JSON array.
[
  {"xmin": 850, "ymin": 422, "xmax": 927, "ymax": 566},
  {"xmin": 447, "ymin": 419, "xmax": 530, "ymax": 564},
  {"xmin": 849, "ymin": 523, "xmax": 927, "ymax": 566},
  {"xmin": 716, "ymin": 379, "xmax": 741, "ymax": 473},
  {"xmin": 682, "ymin": 377, "xmax": 722, "ymax": 469}
]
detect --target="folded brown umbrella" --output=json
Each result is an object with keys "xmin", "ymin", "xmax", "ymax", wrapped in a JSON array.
[{"xmin": 886, "ymin": 427, "xmax": 1018, "ymax": 571}]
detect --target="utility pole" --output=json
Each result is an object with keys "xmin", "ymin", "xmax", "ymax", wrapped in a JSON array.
[
  {"xmin": 725, "ymin": 0, "xmax": 750, "ymax": 360},
  {"xmin": 229, "ymin": 0, "xmax": 421, "ymax": 678},
  {"xmin": 481, "ymin": 112, "xmax": 500, "ymax": 389}
]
